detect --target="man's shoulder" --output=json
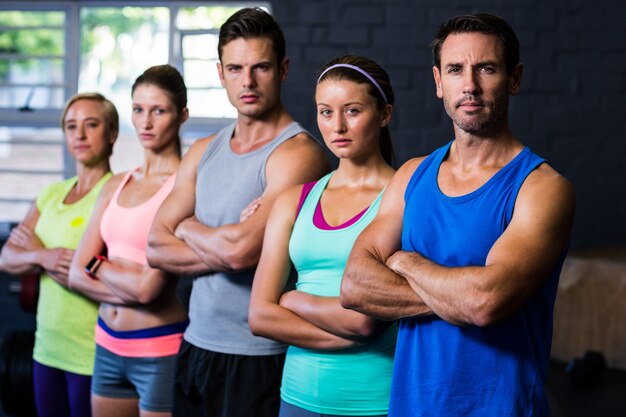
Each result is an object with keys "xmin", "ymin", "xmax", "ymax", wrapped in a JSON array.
[
  {"xmin": 182, "ymin": 134, "xmax": 220, "ymax": 166},
  {"xmin": 278, "ymin": 130, "xmax": 321, "ymax": 150},
  {"xmin": 375, "ymin": 156, "xmax": 431, "ymax": 209},
  {"xmin": 265, "ymin": 130, "xmax": 330, "ymax": 187},
  {"xmin": 188, "ymin": 133, "xmax": 218, "ymax": 155},
  {"xmin": 523, "ymin": 162, "xmax": 574, "ymax": 199},
  {"xmin": 270, "ymin": 130, "xmax": 324, "ymax": 160},
  {"xmin": 174, "ymin": 134, "xmax": 220, "ymax": 185},
  {"xmin": 511, "ymin": 159, "xmax": 575, "ymax": 233},
  {"xmin": 397, "ymin": 156, "xmax": 430, "ymax": 181}
]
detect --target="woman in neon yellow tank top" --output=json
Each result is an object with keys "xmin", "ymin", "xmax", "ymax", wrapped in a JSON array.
[
  {"xmin": 68, "ymin": 65, "xmax": 189, "ymax": 417},
  {"xmin": 249, "ymin": 55, "xmax": 398, "ymax": 417},
  {"xmin": 0, "ymin": 92, "xmax": 118, "ymax": 416}
]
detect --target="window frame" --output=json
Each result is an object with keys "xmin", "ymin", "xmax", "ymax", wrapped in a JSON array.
[
  {"xmin": 0, "ymin": 1, "xmax": 269, "ymax": 224},
  {"xmin": 0, "ymin": 0, "xmax": 271, "ymax": 143},
  {"xmin": 0, "ymin": 2, "xmax": 78, "ymax": 125}
]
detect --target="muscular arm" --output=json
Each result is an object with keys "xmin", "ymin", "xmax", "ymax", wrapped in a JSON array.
[
  {"xmin": 146, "ymin": 138, "xmax": 213, "ymax": 276},
  {"xmin": 0, "ymin": 203, "xmax": 74, "ymax": 286},
  {"xmin": 68, "ymin": 178, "xmax": 128, "ymax": 305},
  {"xmin": 386, "ymin": 164, "xmax": 576, "ymax": 327},
  {"xmin": 249, "ymin": 187, "xmax": 356, "ymax": 350},
  {"xmin": 148, "ymin": 133, "xmax": 330, "ymax": 276},
  {"xmin": 340, "ymin": 159, "xmax": 432, "ymax": 321}
]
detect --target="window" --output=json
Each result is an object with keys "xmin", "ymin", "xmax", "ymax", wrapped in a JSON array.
[
  {"xmin": 0, "ymin": 5, "xmax": 74, "ymax": 222},
  {"xmin": 0, "ymin": 1, "xmax": 269, "ymax": 223},
  {"xmin": 0, "ymin": 127, "xmax": 66, "ymax": 221},
  {"xmin": 175, "ymin": 5, "xmax": 244, "ymax": 119},
  {"xmin": 0, "ymin": 10, "xmax": 67, "ymax": 110}
]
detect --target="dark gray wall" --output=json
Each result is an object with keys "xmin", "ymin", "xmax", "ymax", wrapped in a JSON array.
[{"xmin": 271, "ymin": 0, "xmax": 625, "ymax": 250}]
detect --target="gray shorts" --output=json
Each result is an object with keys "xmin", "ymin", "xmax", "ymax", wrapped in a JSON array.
[{"xmin": 91, "ymin": 344, "xmax": 177, "ymax": 412}]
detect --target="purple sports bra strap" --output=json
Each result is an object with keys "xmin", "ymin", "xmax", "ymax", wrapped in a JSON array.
[
  {"xmin": 296, "ymin": 181, "xmax": 317, "ymax": 218},
  {"xmin": 295, "ymin": 180, "xmax": 369, "ymax": 230}
]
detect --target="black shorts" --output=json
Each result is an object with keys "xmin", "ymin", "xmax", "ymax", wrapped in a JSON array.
[{"xmin": 173, "ymin": 340, "xmax": 285, "ymax": 417}]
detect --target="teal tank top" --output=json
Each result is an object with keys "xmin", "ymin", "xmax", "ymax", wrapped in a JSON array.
[{"xmin": 282, "ymin": 171, "xmax": 397, "ymax": 415}]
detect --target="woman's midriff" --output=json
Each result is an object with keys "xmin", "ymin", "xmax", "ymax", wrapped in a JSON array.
[{"xmin": 99, "ymin": 291, "xmax": 187, "ymax": 332}]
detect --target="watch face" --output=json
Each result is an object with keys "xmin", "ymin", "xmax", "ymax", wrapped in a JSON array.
[{"xmin": 85, "ymin": 256, "xmax": 98, "ymax": 272}]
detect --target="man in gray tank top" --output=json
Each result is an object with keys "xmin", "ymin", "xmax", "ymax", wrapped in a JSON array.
[{"xmin": 147, "ymin": 8, "xmax": 329, "ymax": 417}]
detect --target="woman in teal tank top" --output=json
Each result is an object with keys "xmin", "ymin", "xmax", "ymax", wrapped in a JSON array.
[
  {"xmin": 0, "ymin": 92, "xmax": 118, "ymax": 417},
  {"xmin": 249, "ymin": 55, "xmax": 398, "ymax": 417}
]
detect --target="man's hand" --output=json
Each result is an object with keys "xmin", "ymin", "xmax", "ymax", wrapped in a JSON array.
[
  {"xmin": 341, "ymin": 158, "xmax": 431, "ymax": 321},
  {"xmin": 386, "ymin": 250, "xmax": 415, "ymax": 275},
  {"xmin": 175, "ymin": 216, "xmax": 200, "ymax": 241},
  {"xmin": 240, "ymin": 197, "xmax": 261, "ymax": 222}
]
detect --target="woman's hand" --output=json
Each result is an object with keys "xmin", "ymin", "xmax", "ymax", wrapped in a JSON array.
[
  {"xmin": 279, "ymin": 289, "xmax": 302, "ymax": 312},
  {"xmin": 40, "ymin": 247, "xmax": 75, "ymax": 285},
  {"xmin": 8, "ymin": 223, "xmax": 74, "ymax": 285}
]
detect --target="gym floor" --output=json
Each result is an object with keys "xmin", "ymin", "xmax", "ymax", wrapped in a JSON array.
[{"xmin": 547, "ymin": 360, "xmax": 626, "ymax": 417}]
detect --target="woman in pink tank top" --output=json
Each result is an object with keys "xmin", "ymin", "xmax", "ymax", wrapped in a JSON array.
[{"xmin": 69, "ymin": 65, "xmax": 189, "ymax": 417}]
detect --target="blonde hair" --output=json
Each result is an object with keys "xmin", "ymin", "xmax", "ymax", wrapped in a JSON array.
[{"xmin": 61, "ymin": 92, "xmax": 119, "ymax": 137}]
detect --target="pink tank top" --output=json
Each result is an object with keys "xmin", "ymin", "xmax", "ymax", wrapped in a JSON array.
[{"xmin": 100, "ymin": 168, "xmax": 176, "ymax": 265}]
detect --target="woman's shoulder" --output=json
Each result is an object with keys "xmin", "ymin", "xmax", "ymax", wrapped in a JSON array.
[
  {"xmin": 36, "ymin": 177, "xmax": 77, "ymax": 208},
  {"xmin": 107, "ymin": 170, "xmax": 130, "ymax": 186},
  {"xmin": 98, "ymin": 171, "xmax": 131, "ymax": 200},
  {"xmin": 270, "ymin": 183, "xmax": 310, "ymax": 223},
  {"xmin": 44, "ymin": 176, "xmax": 77, "ymax": 193}
]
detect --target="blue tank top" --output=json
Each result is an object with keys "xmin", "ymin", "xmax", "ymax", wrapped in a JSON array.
[
  {"xmin": 391, "ymin": 141, "xmax": 567, "ymax": 417},
  {"xmin": 282, "ymin": 172, "xmax": 396, "ymax": 415}
]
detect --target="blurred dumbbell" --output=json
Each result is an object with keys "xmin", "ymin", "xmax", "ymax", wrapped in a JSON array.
[
  {"xmin": 565, "ymin": 351, "xmax": 606, "ymax": 386},
  {"xmin": 7, "ymin": 273, "xmax": 39, "ymax": 313}
]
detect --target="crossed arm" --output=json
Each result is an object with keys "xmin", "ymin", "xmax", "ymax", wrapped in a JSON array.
[
  {"xmin": 147, "ymin": 134, "xmax": 330, "ymax": 277},
  {"xmin": 248, "ymin": 187, "xmax": 384, "ymax": 350},
  {"xmin": 0, "ymin": 204, "xmax": 74, "ymax": 287},
  {"xmin": 340, "ymin": 159, "xmax": 432, "ymax": 321},
  {"xmin": 68, "ymin": 177, "xmax": 169, "ymax": 305},
  {"xmin": 341, "ymin": 160, "xmax": 576, "ymax": 327}
]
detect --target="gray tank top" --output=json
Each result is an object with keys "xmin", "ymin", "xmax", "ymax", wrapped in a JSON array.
[{"xmin": 186, "ymin": 120, "xmax": 309, "ymax": 355}]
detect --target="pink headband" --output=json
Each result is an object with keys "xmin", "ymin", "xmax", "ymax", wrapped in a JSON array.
[{"xmin": 317, "ymin": 63, "xmax": 388, "ymax": 104}]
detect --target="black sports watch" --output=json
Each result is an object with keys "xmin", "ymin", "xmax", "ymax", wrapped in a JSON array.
[{"xmin": 85, "ymin": 255, "xmax": 106, "ymax": 279}]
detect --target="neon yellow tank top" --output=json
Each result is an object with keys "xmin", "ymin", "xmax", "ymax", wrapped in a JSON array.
[{"xmin": 33, "ymin": 173, "xmax": 111, "ymax": 375}]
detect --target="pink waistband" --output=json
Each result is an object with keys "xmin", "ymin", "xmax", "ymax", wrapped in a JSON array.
[{"xmin": 95, "ymin": 323, "xmax": 183, "ymax": 358}]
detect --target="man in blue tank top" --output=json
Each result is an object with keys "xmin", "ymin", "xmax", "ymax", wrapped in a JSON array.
[
  {"xmin": 147, "ymin": 8, "xmax": 329, "ymax": 417},
  {"xmin": 341, "ymin": 13, "xmax": 575, "ymax": 417}
]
